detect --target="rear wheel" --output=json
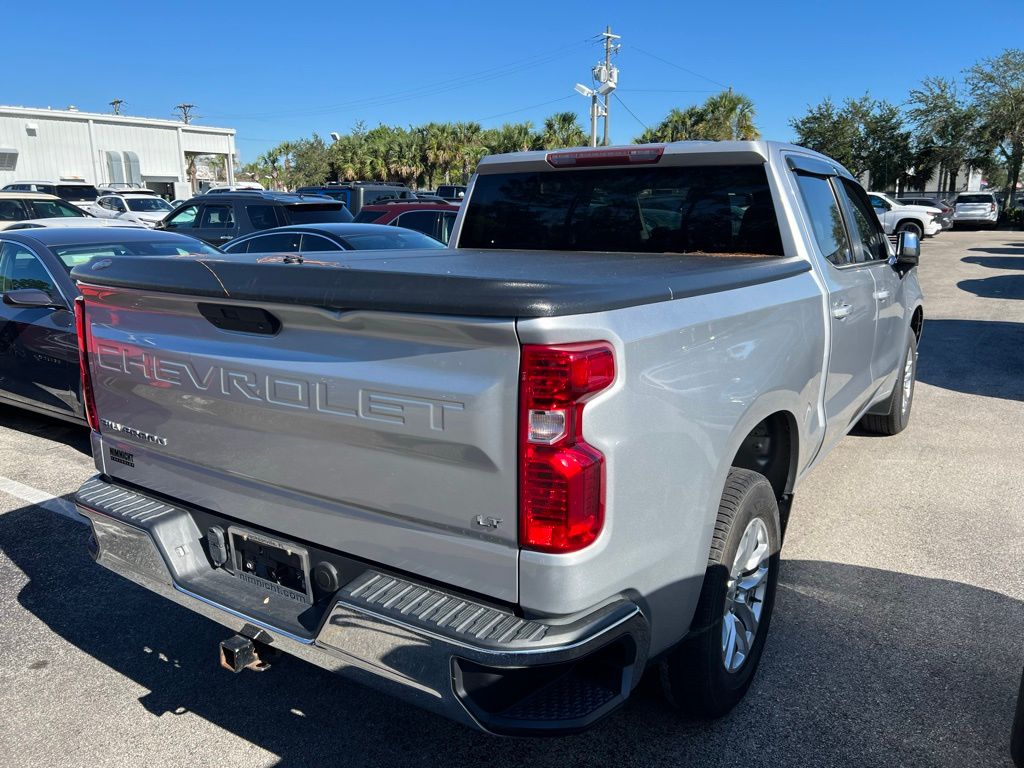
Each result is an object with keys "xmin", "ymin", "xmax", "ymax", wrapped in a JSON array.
[
  {"xmin": 661, "ymin": 468, "xmax": 781, "ymax": 718},
  {"xmin": 860, "ymin": 333, "xmax": 917, "ymax": 436}
]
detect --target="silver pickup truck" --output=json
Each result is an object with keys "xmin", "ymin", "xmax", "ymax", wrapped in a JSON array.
[{"xmin": 71, "ymin": 141, "xmax": 923, "ymax": 735}]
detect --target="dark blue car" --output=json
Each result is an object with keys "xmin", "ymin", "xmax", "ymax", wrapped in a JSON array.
[{"xmin": 0, "ymin": 227, "xmax": 217, "ymax": 424}]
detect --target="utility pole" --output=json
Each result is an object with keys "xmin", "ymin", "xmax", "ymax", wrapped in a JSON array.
[
  {"xmin": 575, "ymin": 26, "xmax": 620, "ymax": 148},
  {"xmin": 174, "ymin": 103, "xmax": 197, "ymax": 124},
  {"xmin": 599, "ymin": 26, "xmax": 621, "ymax": 146},
  {"xmin": 109, "ymin": 99, "xmax": 125, "ymax": 115}
]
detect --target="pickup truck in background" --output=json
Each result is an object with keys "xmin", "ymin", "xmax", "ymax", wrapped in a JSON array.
[{"xmin": 71, "ymin": 141, "xmax": 923, "ymax": 735}]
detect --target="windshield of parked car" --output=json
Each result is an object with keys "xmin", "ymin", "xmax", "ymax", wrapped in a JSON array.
[
  {"xmin": 337, "ymin": 229, "xmax": 446, "ymax": 250},
  {"xmin": 52, "ymin": 240, "xmax": 220, "ymax": 270},
  {"xmin": 126, "ymin": 197, "xmax": 173, "ymax": 212},
  {"xmin": 282, "ymin": 203, "xmax": 354, "ymax": 225},
  {"xmin": 56, "ymin": 185, "xmax": 98, "ymax": 201},
  {"xmin": 459, "ymin": 165, "xmax": 784, "ymax": 255},
  {"xmin": 27, "ymin": 200, "xmax": 87, "ymax": 218},
  {"xmin": 957, "ymin": 194, "xmax": 993, "ymax": 204}
]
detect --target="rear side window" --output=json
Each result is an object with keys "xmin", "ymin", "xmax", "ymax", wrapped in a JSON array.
[
  {"xmin": 794, "ymin": 174, "xmax": 851, "ymax": 266},
  {"xmin": 235, "ymin": 231, "xmax": 301, "ymax": 253},
  {"xmin": 395, "ymin": 210, "xmax": 440, "ymax": 239},
  {"xmin": 246, "ymin": 204, "xmax": 279, "ymax": 230},
  {"xmin": 198, "ymin": 205, "xmax": 235, "ymax": 228},
  {"xmin": 282, "ymin": 204, "xmax": 353, "ymax": 225},
  {"xmin": 459, "ymin": 165, "xmax": 784, "ymax": 255}
]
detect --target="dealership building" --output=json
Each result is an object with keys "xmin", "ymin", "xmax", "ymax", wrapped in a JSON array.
[{"xmin": 0, "ymin": 105, "xmax": 237, "ymax": 199}]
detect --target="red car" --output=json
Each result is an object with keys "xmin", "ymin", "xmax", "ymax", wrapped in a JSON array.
[{"xmin": 353, "ymin": 200, "xmax": 459, "ymax": 244}]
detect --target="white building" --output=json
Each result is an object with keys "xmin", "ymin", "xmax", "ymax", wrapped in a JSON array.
[{"xmin": 0, "ymin": 105, "xmax": 237, "ymax": 199}]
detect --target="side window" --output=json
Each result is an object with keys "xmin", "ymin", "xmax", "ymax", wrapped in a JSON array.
[
  {"xmin": 868, "ymin": 195, "xmax": 889, "ymax": 213},
  {"xmin": 0, "ymin": 242, "xmax": 58, "ymax": 299},
  {"xmin": 165, "ymin": 205, "xmax": 198, "ymax": 228},
  {"xmin": 439, "ymin": 211, "xmax": 457, "ymax": 244},
  {"xmin": 838, "ymin": 180, "xmax": 889, "ymax": 262},
  {"xmin": 794, "ymin": 174, "xmax": 851, "ymax": 266},
  {"xmin": 299, "ymin": 234, "xmax": 342, "ymax": 252},
  {"xmin": 0, "ymin": 200, "xmax": 27, "ymax": 221},
  {"xmin": 394, "ymin": 211, "xmax": 440, "ymax": 238},
  {"xmin": 241, "ymin": 232, "xmax": 301, "ymax": 253},
  {"xmin": 245, "ymin": 204, "xmax": 279, "ymax": 230},
  {"xmin": 198, "ymin": 205, "xmax": 235, "ymax": 229}
]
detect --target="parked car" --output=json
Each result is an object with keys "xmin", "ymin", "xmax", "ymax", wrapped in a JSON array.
[
  {"xmin": 353, "ymin": 200, "xmax": 460, "ymax": 243},
  {"xmin": 1, "ymin": 180, "xmax": 100, "ymax": 208},
  {"xmin": 435, "ymin": 184, "xmax": 467, "ymax": 201},
  {"xmin": 0, "ymin": 227, "xmax": 217, "ymax": 423},
  {"xmin": 71, "ymin": 141, "xmax": 923, "ymax": 735},
  {"xmin": 953, "ymin": 192, "xmax": 999, "ymax": 229},
  {"xmin": 0, "ymin": 192, "xmax": 92, "ymax": 231},
  {"xmin": 294, "ymin": 182, "xmax": 416, "ymax": 215},
  {"xmin": 157, "ymin": 191, "xmax": 354, "ymax": 245},
  {"xmin": 867, "ymin": 192, "xmax": 944, "ymax": 238},
  {"xmin": 220, "ymin": 223, "xmax": 448, "ymax": 254},
  {"xmin": 898, "ymin": 196, "xmax": 953, "ymax": 230},
  {"xmin": 88, "ymin": 193, "xmax": 174, "ymax": 228}
]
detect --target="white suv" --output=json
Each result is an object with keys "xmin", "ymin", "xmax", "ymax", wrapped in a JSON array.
[
  {"xmin": 953, "ymin": 192, "xmax": 999, "ymax": 229},
  {"xmin": 88, "ymin": 192, "xmax": 174, "ymax": 227},
  {"xmin": 867, "ymin": 192, "xmax": 943, "ymax": 238}
]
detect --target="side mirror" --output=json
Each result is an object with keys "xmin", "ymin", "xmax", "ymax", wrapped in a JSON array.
[
  {"xmin": 895, "ymin": 230, "xmax": 919, "ymax": 269},
  {"xmin": 3, "ymin": 288, "xmax": 63, "ymax": 309}
]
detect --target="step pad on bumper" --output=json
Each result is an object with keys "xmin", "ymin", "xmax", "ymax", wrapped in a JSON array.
[{"xmin": 345, "ymin": 571, "xmax": 547, "ymax": 645}]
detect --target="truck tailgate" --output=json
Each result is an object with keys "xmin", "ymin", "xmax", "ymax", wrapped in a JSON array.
[{"xmin": 82, "ymin": 286, "xmax": 521, "ymax": 602}]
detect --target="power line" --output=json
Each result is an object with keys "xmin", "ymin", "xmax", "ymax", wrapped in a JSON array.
[
  {"xmin": 204, "ymin": 39, "xmax": 599, "ymax": 122},
  {"xmin": 631, "ymin": 46, "xmax": 730, "ymax": 90},
  {"xmin": 613, "ymin": 92, "xmax": 649, "ymax": 132},
  {"xmin": 477, "ymin": 95, "xmax": 575, "ymax": 123},
  {"xmin": 618, "ymin": 88, "xmax": 718, "ymax": 94}
]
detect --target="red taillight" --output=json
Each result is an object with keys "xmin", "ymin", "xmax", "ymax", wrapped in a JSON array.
[
  {"xmin": 990, "ymin": 203, "xmax": 997, "ymax": 212},
  {"xmin": 74, "ymin": 296, "xmax": 100, "ymax": 431},
  {"xmin": 519, "ymin": 343, "xmax": 614, "ymax": 553}
]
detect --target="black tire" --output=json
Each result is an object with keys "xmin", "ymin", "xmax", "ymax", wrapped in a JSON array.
[
  {"xmin": 896, "ymin": 220, "xmax": 924, "ymax": 239},
  {"xmin": 860, "ymin": 333, "xmax": 918, "ymax": 436},
  {"xmin": 661, "ymin": 468, "xmax": 781, "ymax": 718}
]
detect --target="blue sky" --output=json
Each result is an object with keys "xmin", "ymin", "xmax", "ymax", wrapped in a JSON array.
[{"xmin": 8, "ymin": 1, "xmax": 1023, "ymax": 162}]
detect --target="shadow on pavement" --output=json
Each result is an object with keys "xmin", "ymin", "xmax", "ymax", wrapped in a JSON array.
[
  {"xmin": 957, "ymin": 275, "xmax": 1024, "ymax": 301},
  {"xmin": 1, "ymin": 504, "xmax": 1020, "ymax": 768},
  {"xmin": 0, "ymin": 404, "xmax": 90, "ymax": 455},
  {"xmin": 917, "ymin": 319, "xmax": 1024, "ymax": 401},
  {"xmin": 964, "ymin": 254, "xmax": 1024, "ymax": 269}
]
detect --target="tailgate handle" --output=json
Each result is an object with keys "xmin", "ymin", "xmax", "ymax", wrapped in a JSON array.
[{"xmin": 198, "ymin": 303, "xmax": 281, "ymax": 335}]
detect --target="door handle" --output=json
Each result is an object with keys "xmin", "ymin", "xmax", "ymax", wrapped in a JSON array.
[
  {"xmin": 831, "ymin": 303, "xmax": 853, "ymax": 319},
  {"xmin": 217, "ymin": 235, "xmax": 232, "ymax": 241},
  {"xmin": 872, "ymin": 290, "xmax": 891, "ymax": 301}
]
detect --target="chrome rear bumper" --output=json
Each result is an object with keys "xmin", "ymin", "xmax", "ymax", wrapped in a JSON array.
[{"xmin": 76, "ymin": 476, "xmax": 649, "ymax": 735}]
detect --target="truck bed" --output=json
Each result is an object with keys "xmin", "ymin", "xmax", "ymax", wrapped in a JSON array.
[{"xmin": 71, "ymin": 248, "xmax": 810, "ymax": 318}]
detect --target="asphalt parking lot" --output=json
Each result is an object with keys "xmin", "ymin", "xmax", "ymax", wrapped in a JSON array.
[{"xmin": 0, "ymin": 229, "xmax": 1021, "ymax": 768}]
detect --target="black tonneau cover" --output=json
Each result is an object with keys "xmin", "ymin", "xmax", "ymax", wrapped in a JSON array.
[{"xmin": 70, "ymin": 249, "xmax": 810, "ymax": 318}]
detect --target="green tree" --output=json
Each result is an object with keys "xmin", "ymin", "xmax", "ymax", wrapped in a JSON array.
[
  {"xmin": 635, "ymin": 91, "xmax": 760, "ymax": 144},
  {"xmin": 541, "ymin": 112, "xmax": 587, "ymax": 149},
  {"xmin": 907, "ymin": 77, "xmax": 977, "ymax": 193},
  {"xmin": 967, "ymin": 49, "xmax": 1024, "ymax": 211},
  {"xmin": 490, "ymin": 122, "xmax": 537, "ymax": 153},
  {"xmin": 863, "ymin": 101, "xmax": 913, "ymax": 191},
  {"xmin": 789, "ymin": 97, "xmax": 864, "ymax": 173}
]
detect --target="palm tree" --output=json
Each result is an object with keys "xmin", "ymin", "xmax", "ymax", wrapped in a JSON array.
[
  {"xmin": 492, "ymin": 122, "xmax": 537, "ymax": 153},
  {"xmin": 541, "ymin": 112, "xmax": 587, "ymax": 149},
  {"xmin": 422, "ymin": 122, "xmax": 457, "ymax": 185},
  {"xmin": 452, "ymin": 122, "xmax": 485, "ymax": 183},
  {"xmin": 702, "ymin": 90, "xmax": 759, "ymax": 140}
]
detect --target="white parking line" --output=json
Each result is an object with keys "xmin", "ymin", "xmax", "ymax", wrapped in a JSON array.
[{"xmin": 0, "ymin": 475, "xmax": 86, "ymax": 524}]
